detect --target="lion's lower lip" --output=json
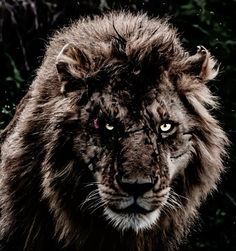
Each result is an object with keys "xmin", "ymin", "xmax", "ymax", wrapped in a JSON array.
[{"xmin": 110, "ymin": 203, "xmax": 153, "ymax": 214}]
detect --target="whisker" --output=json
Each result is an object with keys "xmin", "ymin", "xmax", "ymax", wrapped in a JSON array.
[
  {"xmin": 170, "ymin": 189, "xmax": 189, "ymax": 202},
  {"xmin": 83, "ymin": 182, "xmax": 102, "ymax": 188},
  {"xmin": 162, "ymin": 189, "xmax": 184, "ymax": 215},
  {"xmin": 79, "ymin": 189, "xmax": 100, "ymax": 211},
  {"xmin": 89, "ymin": 200, "xmax": 107, "ymax": 215}
]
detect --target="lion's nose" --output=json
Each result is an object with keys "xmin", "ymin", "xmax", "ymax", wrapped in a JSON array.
[{"xmin": 116, "ymin": 175, "xmax": 156, "ymax": 197}]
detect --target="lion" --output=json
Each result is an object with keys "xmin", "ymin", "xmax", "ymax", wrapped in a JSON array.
[{"xmin": 0, "ymin": 11, "xmax": 228, "ymax": 251}]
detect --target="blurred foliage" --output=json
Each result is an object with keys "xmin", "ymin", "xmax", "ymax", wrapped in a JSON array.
[{"xmin": 0, "ymin": 0, "xmax": 235, "ymax": 250}]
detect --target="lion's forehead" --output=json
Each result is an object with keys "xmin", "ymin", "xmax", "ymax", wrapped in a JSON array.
[{"xmin": 88, "ymin": 88, "xmax": 186, "ymax": 124}]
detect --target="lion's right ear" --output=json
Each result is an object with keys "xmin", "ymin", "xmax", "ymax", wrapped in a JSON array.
[
  {"xmin": 56, "ymin": 43, "xmax": 91, "ymax": 94},
  {"xmin": 184, "ymin": 46, "xmax": 219, "ymax": 81}
]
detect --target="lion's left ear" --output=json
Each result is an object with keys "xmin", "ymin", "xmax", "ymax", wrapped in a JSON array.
[
  {"xmin": 185, "ymin": 46, "xmax": 219, "ymax": 81},
  {"xmin": 56, "ymin": 43, "xmax": 91, "ymax": 94}
]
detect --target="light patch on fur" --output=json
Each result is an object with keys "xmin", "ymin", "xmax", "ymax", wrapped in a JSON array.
[
  {"xmin": 104, "ymin": 208, "xmax": 160, "ymax": 233},
  {"xmin": 41, "ymin": 161, "xmax": 75, "ymax": 242},
  {"xmin": 168, "ymin": 150, "xmax": 192, "ymax": 179}
]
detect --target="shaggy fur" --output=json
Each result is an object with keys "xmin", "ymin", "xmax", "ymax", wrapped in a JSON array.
[{"xmin": 0, "ymin": 12, "xmax": 228, "ymax": 251}]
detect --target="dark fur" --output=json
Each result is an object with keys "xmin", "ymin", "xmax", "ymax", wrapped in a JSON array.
[{"xmin": 0, "ymin": 12, "xmax": 228, "ymax": 251}]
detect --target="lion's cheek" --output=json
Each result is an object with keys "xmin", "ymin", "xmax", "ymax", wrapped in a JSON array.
[{"xmin": 168, "ymin": 151, "xmax": 193, "ymax": 179}]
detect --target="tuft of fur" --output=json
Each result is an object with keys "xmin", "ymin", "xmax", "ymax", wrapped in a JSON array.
[{"xmin": 0, "ymin": 12, "xmax": 228, "ymax": 251}]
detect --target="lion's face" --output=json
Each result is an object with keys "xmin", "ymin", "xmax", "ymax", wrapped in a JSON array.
[{"xmin": 70, "ymin": 72, "xmax": 194, "ymax": 232}]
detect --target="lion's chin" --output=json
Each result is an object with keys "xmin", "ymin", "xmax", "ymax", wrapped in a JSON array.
[{"xmin": 104, "ymin": 207, "xmax": 160, "ymax": 233}]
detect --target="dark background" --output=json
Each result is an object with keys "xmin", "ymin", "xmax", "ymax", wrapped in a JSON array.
[{"xmin": 0, "ymin": 0, "xmax": 235, "ymax": 250}]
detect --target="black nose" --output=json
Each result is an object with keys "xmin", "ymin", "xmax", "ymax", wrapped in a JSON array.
[{"xmin": 116, "ymin": 175, "xmax": 156, "ymax": 197}]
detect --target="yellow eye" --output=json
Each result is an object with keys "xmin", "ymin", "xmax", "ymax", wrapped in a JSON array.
[
  {"xmin": 105, "ymin": 123, "xmax": 114, "ymax": 131},
  {"xmin": 160, "ymin": 123, "xmax": 173, "ymax": 132}
]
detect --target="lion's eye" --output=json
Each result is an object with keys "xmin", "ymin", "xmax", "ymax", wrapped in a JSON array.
[
  {"xmin": 105, "ymin": 123, "xmax": 114, "ymax": 131},
  {"xmin": 159, "ymin": 122, "xmax": 173, "ymax": 133}
]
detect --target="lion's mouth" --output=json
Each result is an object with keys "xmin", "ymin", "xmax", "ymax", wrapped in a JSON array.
[
  {"xmin": 109, "ymin": 202, "xmax": 153, "ymax": 215},
  {"xmin": 100, "ymin": 187, "xmax": 169, "ymax": 231},
  {"xmin": 104, "ymin": 204, "xmax": 161, "ymax": 232}
]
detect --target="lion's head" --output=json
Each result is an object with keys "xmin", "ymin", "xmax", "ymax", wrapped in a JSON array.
[{"xmin": 0, "ymin": 12, "xmax": 228, "ymax": 250}]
